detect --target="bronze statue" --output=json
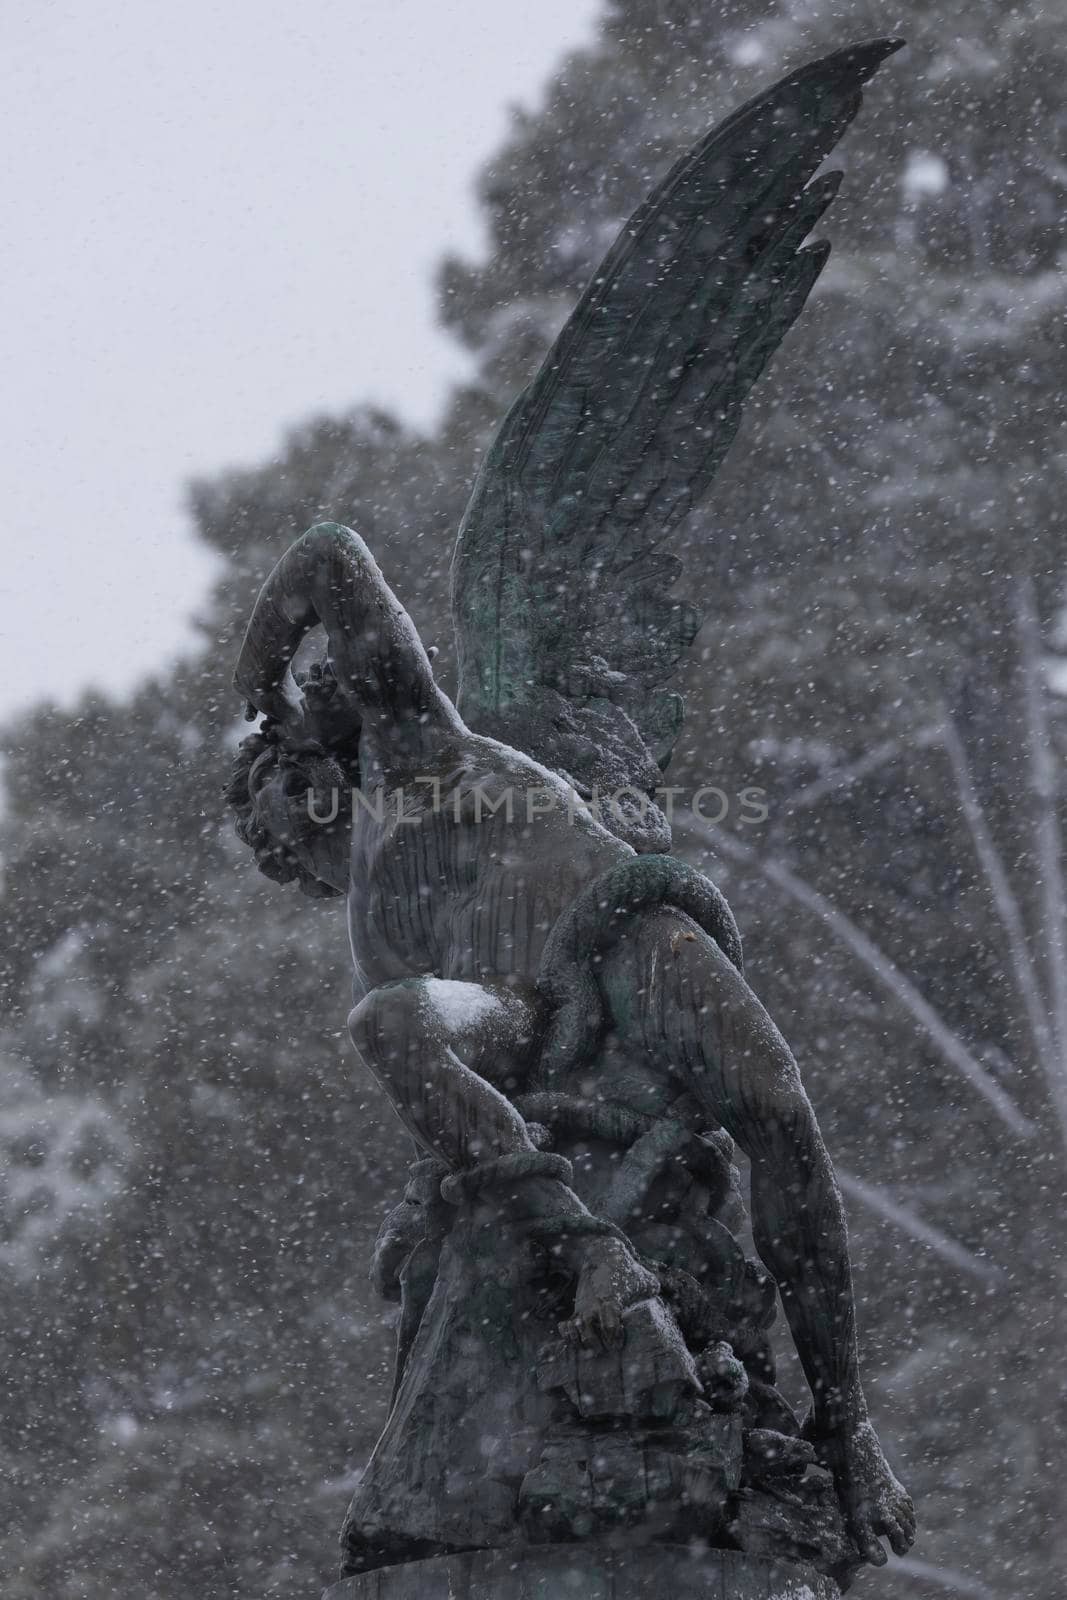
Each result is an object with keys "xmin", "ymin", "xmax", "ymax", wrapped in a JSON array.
[{"xmin": 229, "ymin": 38, "xmax": 915, "ymax": 1597}]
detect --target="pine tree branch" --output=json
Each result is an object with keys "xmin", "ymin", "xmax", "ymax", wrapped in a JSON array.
[{"xmin": 682, "ymin": 822, "xmax": 1034, "ymax": 1138}]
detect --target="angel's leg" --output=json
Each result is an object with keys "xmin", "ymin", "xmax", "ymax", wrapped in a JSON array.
[
  {"xmin": 600, "ymin": 910, "xmax": 915, "ymax": 1564},
  {"xmin": 347, "ymin": 976, "xmax": 657, "ymax": 1346}
]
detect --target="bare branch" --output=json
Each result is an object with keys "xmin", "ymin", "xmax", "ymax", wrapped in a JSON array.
[
  {"xmin": 682, "ymin": 822, "xmax": 1034, "ymax": 1138},
  {"xmin": 785, "ymin": 722, "xmax": 942, "ymax": 813},
  {"xmin": 938, "ymin": 713, "xmax": 1057, "ymax": 1081},
  {"xmin": 890, "ymin": 1555, "xmax": 999, "ymax": 1599},
  {"xmin": 1016, "ymin": 573, "xmax": 1067, "ymax": 1139},
  {"xmin": 837, "ymin": 1169, "xmax": 1003, "ymax": 1285}
]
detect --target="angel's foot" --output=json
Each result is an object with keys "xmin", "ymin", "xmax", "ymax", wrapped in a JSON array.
[
  {"xmin": 559, "ymin": 1236, "xmax": 659, "ymax": 1351},
  {"xmin": 816, "ymin": 1417, "xmax": 916, "ymax": 1566}
]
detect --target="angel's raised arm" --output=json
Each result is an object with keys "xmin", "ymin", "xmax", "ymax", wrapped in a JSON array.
[{"xmin": 234, "ymin": 522, "xmax": 446, "ymax": 736}]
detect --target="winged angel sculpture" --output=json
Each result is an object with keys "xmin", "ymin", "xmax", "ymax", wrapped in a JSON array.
[{"xmin": 228, "ymin": 39, "xmax": 916, "ymax": 1591}]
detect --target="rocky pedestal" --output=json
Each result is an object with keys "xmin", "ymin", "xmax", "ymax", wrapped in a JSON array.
[
  {"xmin": 323, "ymin": 1545, "xmax": 838, "ymax": 1598},
  {"xmin": 339, "ymin": 1200, "xmax": 860, "ymax": 1591}
]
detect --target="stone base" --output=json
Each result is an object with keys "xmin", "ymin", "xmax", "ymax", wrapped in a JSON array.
[{"xmin": 322, "ymin": 1544, "xmax": 839, "ymax": 1598}]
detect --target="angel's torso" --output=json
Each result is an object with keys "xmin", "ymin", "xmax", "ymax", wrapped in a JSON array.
[{"xmin": 346, "ymin": 729, "xmax": 630, "ymax": 998}]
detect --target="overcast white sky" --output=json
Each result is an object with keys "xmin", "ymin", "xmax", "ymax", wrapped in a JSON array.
[{"xmin": 1, "ymin": 0, "xmax": 602, "ymax": 722}]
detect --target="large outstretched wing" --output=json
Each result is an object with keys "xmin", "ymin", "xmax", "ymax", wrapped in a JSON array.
[{"xmin": 451, "ymin": 38, "xmax": 902, "ymax": 848}]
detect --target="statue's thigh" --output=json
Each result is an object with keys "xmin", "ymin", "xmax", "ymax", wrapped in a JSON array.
[{"xmin": 598, "ymin": 907, "xmax": 792, "ymax": 1126}]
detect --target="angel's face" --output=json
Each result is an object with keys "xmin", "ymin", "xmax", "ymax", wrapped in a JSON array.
[{"xmin": 248, "ymin": 747, "xmax": 352, "ymax": 895}]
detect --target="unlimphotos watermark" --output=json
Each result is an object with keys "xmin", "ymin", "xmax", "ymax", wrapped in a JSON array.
[{"xmin": 302, "ymin": 779, "xmax": 768, "ymax": 829}]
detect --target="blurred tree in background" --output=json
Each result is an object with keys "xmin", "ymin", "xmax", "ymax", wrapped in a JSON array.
[{"xmin": 3, "ymin": 3, "xmax": 1065, "ymax": 1596}]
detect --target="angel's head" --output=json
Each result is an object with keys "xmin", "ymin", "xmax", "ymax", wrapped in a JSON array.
[{"xmin": 224, "ymin": 725, "xmax": 355, "ymax": 899}]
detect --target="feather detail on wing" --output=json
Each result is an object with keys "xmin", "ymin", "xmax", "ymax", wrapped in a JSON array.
[{"xmin": 451, "ymin": 38, "xmax": 903, "ymax": 849}]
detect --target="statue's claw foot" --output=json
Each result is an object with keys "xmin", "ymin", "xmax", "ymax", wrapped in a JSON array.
[
  {"xmin": 558, "ymin": 1237, "xmax": 659, "ymax": 1351},
  {"xmin": 815, "ymin": 1417, "xmax": 916, "ymax": 1565}
]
